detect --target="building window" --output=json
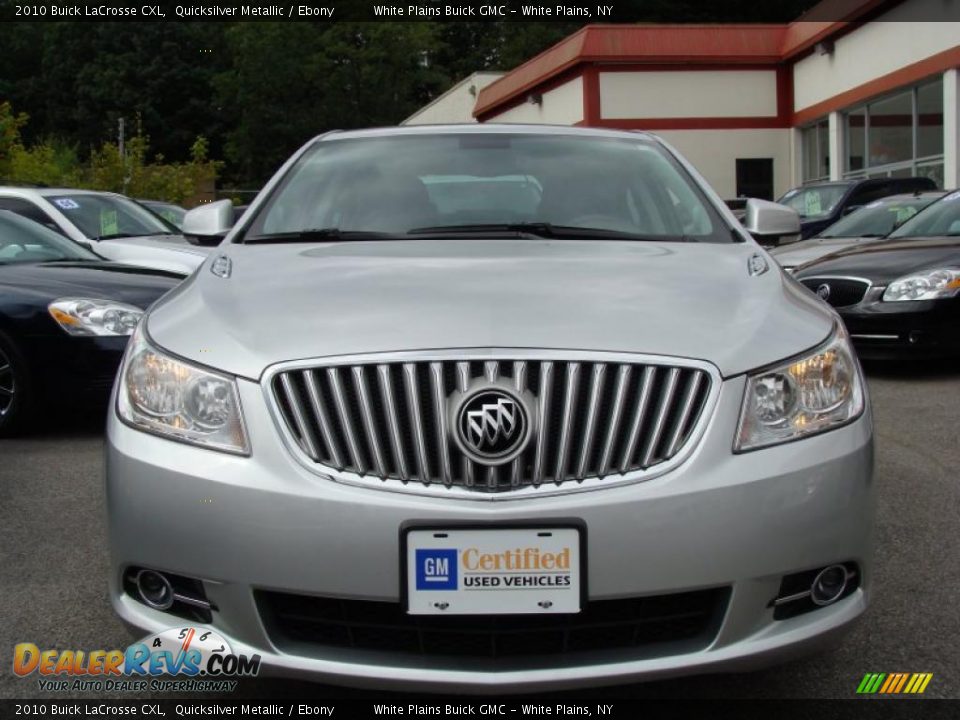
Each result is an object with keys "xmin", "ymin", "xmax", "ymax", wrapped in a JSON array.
[
  {"xmin": 736, "ymin": 158, "xmax": 774, "ymax": 200},
  {"xmin": 843, "ymin": 78, "xmax": 944, "ymax": 185},
  {"xmin": 802, "ymin": 119, "xmax": 829, "ymax": 182}
]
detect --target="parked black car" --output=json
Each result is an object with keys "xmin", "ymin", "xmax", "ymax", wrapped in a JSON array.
[
  {"xmin": 778, "ymin": 176, "xmax": 937, "ymax": 239},
  {"xmin": 794, "ymin": 191, "xmax": 960, "ymax": 358},
  {"xmin": 0, "ymin": 210, "xmax": 181, "ymax": 434}
]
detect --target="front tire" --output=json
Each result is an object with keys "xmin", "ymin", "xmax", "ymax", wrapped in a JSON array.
[{"xmin": 0, "ymin": 329, "xmax": 34, "ymax": 436}]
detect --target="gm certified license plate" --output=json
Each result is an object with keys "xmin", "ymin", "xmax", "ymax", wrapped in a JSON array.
[{"xmin": 405, "ymin": 526, "xmax": 582, "ymax": 615}]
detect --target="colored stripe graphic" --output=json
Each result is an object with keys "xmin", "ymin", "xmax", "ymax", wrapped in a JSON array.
[{"xmin": 857, "ymin": 673, "xmax": 932, "ymax": 694}]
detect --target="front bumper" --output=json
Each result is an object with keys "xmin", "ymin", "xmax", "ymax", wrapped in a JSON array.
[
  {"xmin": 839, "ymin": 296, "xmax": 960, "ymax": 359},
  {"xmin": 106, "ymin": 373, "xmax": 874, "ymax": 692}
]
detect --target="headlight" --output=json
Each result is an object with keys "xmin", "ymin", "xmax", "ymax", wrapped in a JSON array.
[
  {"xmin": 117, "ymin": 325, "xmax": 249, "ymax": 454},
  {"xmin": 48, "ymin": 297, "xmax": 143, "ymax": 336},
  {"xmin": 882, "ymin": 267, "xmax": 960, "ymax": 301},
  {"xmin": 735, "ymin": 326, "xmax": 864, "ymax": 451}
]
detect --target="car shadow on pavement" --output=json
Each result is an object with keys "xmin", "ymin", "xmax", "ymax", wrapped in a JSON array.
[{"xmin": 860, "ymin": 357, "xmax": 960, "ymax": 380}]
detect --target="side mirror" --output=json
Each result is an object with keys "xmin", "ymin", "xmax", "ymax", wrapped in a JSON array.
[
  {"xmin": 182, "ymin": 200, "xmax": 235, "ymax": 246},
  {"xmin": 743, "ymin": 198, "xmax": 801, "ymax": 246}
]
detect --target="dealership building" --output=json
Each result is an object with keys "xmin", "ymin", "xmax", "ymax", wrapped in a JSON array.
[{"xmin": 405, "ymin": 0, "xmax": 960, "ymax": 200}]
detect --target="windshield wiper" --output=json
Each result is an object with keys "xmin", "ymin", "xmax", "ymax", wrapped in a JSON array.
[
  {"xmin": 407, "ymin": 223, "xmax": 694, "ymax": 242},
  {"xmin": 244, "ymin": 228, "xmax": 402, "ymax": 244},
  {"xmin": 93, "ymin": 232, "xmax": 134, "ymax": 241}
]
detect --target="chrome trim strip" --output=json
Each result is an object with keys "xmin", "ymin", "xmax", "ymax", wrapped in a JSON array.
[
  {"xmin": 172, "ymin": 593, "xmax": 212, "ymax": 610},
  {"xmin": 849, "ymin": 334, "xmax": 899, "ymax": 340},
  {"xmin": 262, "ymin": 348, "xmax": 722, "ymax": 502}
]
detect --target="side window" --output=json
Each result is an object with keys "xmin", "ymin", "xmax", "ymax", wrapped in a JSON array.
[{"xmin": 0, "ymin": 198, "xmax": 66, "ymax": 236}]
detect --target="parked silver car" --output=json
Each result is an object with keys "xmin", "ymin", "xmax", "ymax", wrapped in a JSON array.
[
  {"xmin": 0, "ymin": 187, "xmax": 209, "ymax": 275},
  {"xmin": 106, "ymin": 125, "xmax": 873, "ymax": 692}
]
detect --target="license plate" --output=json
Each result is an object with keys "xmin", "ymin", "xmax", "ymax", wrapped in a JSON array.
[{"xmin": 404, "ymin": 526, "xmax": 582, "ymax": 615}]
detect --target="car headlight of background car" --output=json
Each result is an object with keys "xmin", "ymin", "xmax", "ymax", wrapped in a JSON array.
[
  {"xmin": 117, "ymin": 326, "xmax": 249, "ymax": 454},
  {"xmin": 48, "ymin": 297, "xmax": 143, "ymax": 336},
  {"xmin": 882, "ymin": 267, "xmax": 960, "ymax": 302},
  {"xmin": 736, "ymin": 326, "xmax": 865, "ymax": 451}
]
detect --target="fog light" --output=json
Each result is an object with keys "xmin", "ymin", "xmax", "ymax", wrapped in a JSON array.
[
  {"xmin": 136, "ymin": 569, "xmax": 174, "ymax": 610},
  {"xmin": 811, "ymin": 564, "xmax": 848, "ymax": 606}
]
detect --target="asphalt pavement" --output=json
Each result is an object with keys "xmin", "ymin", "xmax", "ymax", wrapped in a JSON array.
[{"xmin": 1, "ymin": 359, "xmax": 958, "ymax": 701}]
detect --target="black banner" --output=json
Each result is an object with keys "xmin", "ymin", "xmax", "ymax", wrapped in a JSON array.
[{"xmin": 1, "ymin": 699, "xmax": 958, "ymax": 720}]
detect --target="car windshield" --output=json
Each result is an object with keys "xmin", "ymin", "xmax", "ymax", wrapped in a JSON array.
[
  {"xmin": 244, "ymin": 133, "xmax": 732, "ymax": 243},
  {"xmin": 0, "ymin": 210, "xmax": 102, "ymax": 264},
  {"xmin": 889, "ymin": 191, "xmax": 960, "ymax": 238},
  {"xmin": 778, "ymin": 184, "xmax": 849, "ymax": 220},
  {"xmin": 817, "ymin": 196, "xmax": 937, "ymax": 238},
  {"xmin": 47, "ymin": 193, "xmax": 178, "ymax": 240}
]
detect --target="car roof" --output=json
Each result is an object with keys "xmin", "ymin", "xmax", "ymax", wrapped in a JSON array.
[
  {"xmin": 866, "ymin": 190, "xmax": 949, "ymax": 203},
  {"xmin": 316, "ymin": 124, "xmax": 659, "ymax": 143},
  {"xmin": 0, "ymin": 186, "xmax": 120, "ymax": 199}
]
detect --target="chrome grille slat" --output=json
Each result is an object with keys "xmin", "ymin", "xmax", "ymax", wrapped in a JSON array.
[
  {"xmin": 640, "ymin": 367, "xmax": 681, "ymax": 468},
  {"xmin": 376, "ymin": 364, "xmax": 410, "ymax": 481},
  {"xmin": 619, "ymin": 366, "xmax": 657, "ymax": 474},
  {"xmin": 272, "ymin": 356, "xmax": 714, "ymax": 495},
  {"xmin": 664, "ymin": 372, "xmax": 705, "ymax": 458},
  {"xmin": 456, "ymin": 362, "xmax": 476, "ymax": 487},
  {"xmin": 510, "ymin": 361, "xmax": 528, "ymax": 488},
  {"xmin": 575, "ymin": 363, "xmax": 607, "ymax": 481},
  {"xmin": 553, "ymin": 362, "xmax": 582, "ymax": 484},
  {"xmin": 327, "ymin": 367, "xmax": 367, "ymax": 474},
  {"xmin": 279, "ymin": 374, "xmax": 322, "ymax": 460},
  {"xmin": 598, "ymin": 364, "xmax": 632, "ymax": 478},
  {"xmin": 403, "ymin": 363, "xmax": 431, "ymax": 484},
  {"xmin": 303, "ymin": 370, "xmax": 345, "ymax": 470},
  {"xmin": 532, "ymin": 361, "xmax": 554, "ymax": 488},
  {"xmin": 429, "ymin": 362, "xmax": 453, "ymax": 487}
]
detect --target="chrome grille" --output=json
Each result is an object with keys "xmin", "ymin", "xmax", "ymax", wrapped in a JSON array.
[{"xmin": 271, "ymin": 357, "xmax": 714, "ymax": 494}]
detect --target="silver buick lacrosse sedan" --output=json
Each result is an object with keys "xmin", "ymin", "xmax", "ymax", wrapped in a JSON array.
[{"xmin": 106, "ymin": 125, "xmax": 873, "ymax": 692}]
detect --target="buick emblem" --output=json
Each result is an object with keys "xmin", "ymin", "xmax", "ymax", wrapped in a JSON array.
[
  {"xmin": 816, "ymin": 283, "xmax": 831, "ymax": 301},
  {"xmin": 453, "ymin": 387, "xmax": 532, "ymax": 465}
]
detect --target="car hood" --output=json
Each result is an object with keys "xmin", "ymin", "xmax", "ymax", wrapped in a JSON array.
[
  {"xmin": 794, "ymin": 236, "xmax": 960, "ymax": 284},
  {"xmin": 770, "ymin": 237, "xmax": 877, "ymax": 268},
  {"xmin": 111, "ymin": 233, "xmax": 208, "ymax": 254},
  {"xmin": 0, "ymin": 262, "xmax": 182, "ymax": 308},
  {"xmin": 147, "ymin": 239, "xmax": 834, "ymax": 380}
]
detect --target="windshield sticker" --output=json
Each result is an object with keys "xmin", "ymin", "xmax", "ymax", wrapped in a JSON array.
[
  {"xmin": 804, "ymin": 193, "xmax": 822, "ymax": 216},
  {"xmin": 100, "ymin": 210, "xmax": 119, "ymax": 237},
  {"xmin": 53, "ymin": 199, "xmax": 80, "ymax": 210}
]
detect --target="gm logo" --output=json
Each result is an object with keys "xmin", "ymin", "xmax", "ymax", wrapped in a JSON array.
[{"xmin": 415, "ymin": 549, "xmax": 458, "ymax": 590}]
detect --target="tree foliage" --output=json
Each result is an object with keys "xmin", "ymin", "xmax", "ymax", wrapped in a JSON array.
[{"xmin": 1, "ymin": 9, "xmax": 819, "ymax": 187}]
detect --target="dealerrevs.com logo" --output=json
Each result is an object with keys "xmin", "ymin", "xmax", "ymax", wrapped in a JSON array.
[{"xmin": 13, "ymin": 627, "xmax": 260, "ymax": 693}]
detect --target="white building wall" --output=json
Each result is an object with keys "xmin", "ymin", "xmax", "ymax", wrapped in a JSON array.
[
  {"xmin": 793, "ymin": 0, "xmax": 960, "ymax": 113},
  {"xmin": 402, "ymin": 72, "xmax": 503, "ymax": 125},
  {"xmin": 653, "ymin": 129, "xmax": 793, "ymax": 199},
  {"xmin": 600, "ymin": 70, "xmax": 779, "ymax": 119},
  {"xmin": 487, "ymin": 76, "xmax": 584, "ymax": 125}
]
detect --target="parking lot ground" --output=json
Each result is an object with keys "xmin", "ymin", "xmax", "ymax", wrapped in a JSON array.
[{"xmin": 1, "ymin": 360, "xmax": 958, "ymax": 700}]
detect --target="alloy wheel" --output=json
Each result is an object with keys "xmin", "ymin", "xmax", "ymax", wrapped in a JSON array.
[{"xmin": 0, "ymin": 345, "xmax": 15, "ymax": 417}]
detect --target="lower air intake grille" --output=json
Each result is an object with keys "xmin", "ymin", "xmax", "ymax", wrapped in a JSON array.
[
  {"xmin": 257, "ymin": 588, "xmax": 729, "ymax": 662},
  {"xmin": 271, "ymin": 357, "xmax": 714, "ymax": 494}
]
